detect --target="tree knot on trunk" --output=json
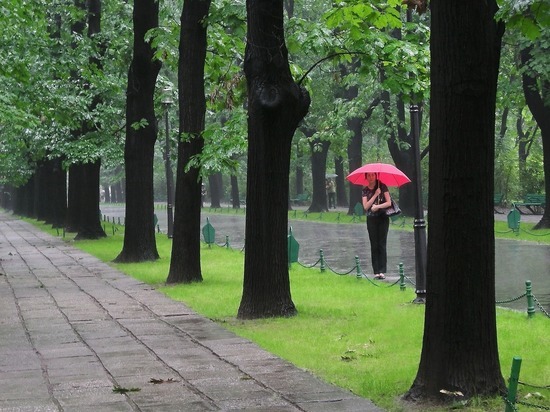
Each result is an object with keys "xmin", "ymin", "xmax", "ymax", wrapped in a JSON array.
[{"xmin": 258, "ymin": 82, "xmax": 282, "ymax": 110}]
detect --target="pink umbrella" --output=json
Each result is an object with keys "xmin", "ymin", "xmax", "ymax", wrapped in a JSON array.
[{"xmin": 346, "ymin": 163, "xmax": 411, "ymax": 187}]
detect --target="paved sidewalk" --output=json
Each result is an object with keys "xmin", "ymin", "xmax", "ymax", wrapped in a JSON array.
[{"xmin": 0, "ymin": 212, "xmax": 382, "ymax": 412}]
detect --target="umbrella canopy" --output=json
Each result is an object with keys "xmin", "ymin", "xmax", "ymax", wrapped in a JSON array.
[
  {"xmin": 325, "ymin": 173, "xmax": 338, "ymax": 178},
  {"xmin": 346, "ymin": 163, "xmax": 411, "ymax": 187}
]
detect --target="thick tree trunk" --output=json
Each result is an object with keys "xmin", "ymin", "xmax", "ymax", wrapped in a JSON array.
[
  {"xmin": 115, "ymin": 0, "xmax": 161, "ymax": 262},
  {"xmin": 406, "ymin": 0, "xmax": 506, "ymax": 403},
  {"xmin": 74, "ymin": 160, "xmax": 106, "ymax": 240},
  {"xmin": 167, "ymin": 0, "xmax": 211, "ymax": 284},
  {"xmin": 238, "ymin": 0, "xmax": 310, "ymax": 319},
  {"xmin": 520, "ymin": 47, "xmax": 550, "ymax": 229}
]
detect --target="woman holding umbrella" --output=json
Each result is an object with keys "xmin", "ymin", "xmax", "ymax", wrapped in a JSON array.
[
  {"xmin": 347, "ymin": 163, "xmax": 411, "ymax": 279},
  {"xmin": 362, "ymin": 172, "xmax": 392, "ymax": 279}
]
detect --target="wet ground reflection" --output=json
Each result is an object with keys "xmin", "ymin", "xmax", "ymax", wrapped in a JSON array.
[
  {"xmin": 196, "ymin": 214, "xmax": 549, "ymax": 313},
  {"xmin": 101, "ymin": 205, "xmax": 549, "ymax": 313}
]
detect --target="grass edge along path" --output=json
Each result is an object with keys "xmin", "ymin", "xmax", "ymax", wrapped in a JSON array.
[{"xmin": 26, "ymin": 217, "xmax": 550, "ymax": 412}]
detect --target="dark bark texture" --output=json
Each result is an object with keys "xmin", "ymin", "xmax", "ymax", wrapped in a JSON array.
[
  {"xmin": 406, "ymin": 0, "xmax": 506, "ymax": 403},
  {"xmin": 520, "ymin": 47, "xmax": 550, "ymax": 229},
  {"xmin": 73, "ymin": 161, "xmax": 106, "ymax": 240},
  {"xmin": 208, "ymin": 173, "xmax": 223, "ymax": 208},
  {"xmin": 308, "ymin": 137, "xmax": 330, "ymax": 212},
  {"xmin": 167, "ymin": 0, "xmax": 211, "ymax": 284},
  {"xmin": 238, "ymin": 0, "xmax": 310, "ymax": 319},
  {"xmin": 115, "ymin": 0, "xmax": 161, "ymax": 262}
]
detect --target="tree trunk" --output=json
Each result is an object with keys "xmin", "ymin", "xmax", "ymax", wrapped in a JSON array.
[
  {"xmin": 103, "ymin": 184, "xmax": 111, "ymax": 203},
  {"xmin": 66, "ymin": 164, "xmax": 80, "ymax": 232},
  {"xmin": 208, "ymin": 172, "xmax": 223, "ymax": 207},
  {"xmin": 42, "ymin": 157, "xmax": 66, "ymax": 228},
  {"xmin": 382, "ymin": 90, "xmax": 418, "ymax": 216},
  {"xmin": 237, "ymin": 0, "xmax": 310, "ymax": 319},
  {"xmin": 50, "ymin": 158, "xmax": 67, "ymax": 229},
  {"xmin": 115, "ymin": 0, "xmax": 161, "ymax": 262},
  {"xmin": 347, "ymin": 115, "xmax": 363, "ymax": 215},
  {"xmin": 520, "ymin": 46, "xmax": 550, "ymax": 229},
  {"xmin": 230, "ymin": 175, "xmax": 241, "ymax": 208},
  {"xmin": 406, "ymin": 0, "xmax": 506, "ymax": 403},
  {"xmin": 167, "ymin": 0, "xmax": 211, "ymax": 284},
  {"xmin": 34, "ymin": 161, "xmax": 48, "ymax": 221},
  {"xmin": 72, "ymin": 0, "xmax": 106, "ymax": 241},
  {"xmin": 308, "ymin": 138, "xmax": 330, "ymax": 212},
  {"xmin": 74, "ymin": 160, "xmax": 106, "ymax": 240},
  {"xmin": 113, "ymin": 179, "xmax": 124, "ymax": 203},
  {"xmin": 295, "ymin": 143, "xmax": 304, "ymax": 196},
  {"xmin": 334, "ymin": 157, "xmax": 348, "ymax": 207}
]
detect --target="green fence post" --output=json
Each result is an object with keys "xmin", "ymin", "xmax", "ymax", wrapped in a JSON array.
[
  {"xmin": 355, "ymin": 256, "xmax": 362, "ymax": 279},
  {"xmin": 505, "ymin": 356, "xmax": 522, "ymax": 412},
  {"xmin": 507, "ymin": 209, "xmax": 521, "ymax": 235},
  {"xmin": 287, "ymin": 227, "xmax": 299, "ymax": 268},
  {"xmin": 202, "ymin": 217, "xmax": 215, "ymax": 248},
  {"xmin": 320, "ymin": 249, "xmax": 325, "ymax": 273},
  {"xmin": 526, "ymin": 280, "xmax": 535, "ymax": 318},
  {"xmin": 399, "ymin": 262, "xmax": 406, "ymax": 291}
]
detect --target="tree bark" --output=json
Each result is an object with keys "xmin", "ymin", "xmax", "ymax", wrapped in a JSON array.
[
  {"xmin": 308, "ymin": 137, "xmax": 330, "ymax": 212},
  {"xmin": 167, "ymin": 0, "xmax": 211, "ymax": 284},
  {"xmin": 520, "ymin": 46, "xmax": 550, "ymax": 229},
  {"xmin": 237, "ymin": 0, "xmax": 310, "ymax": 319},
  {"xmin": 74, "ymin": 160, "xmax": 106, "ymax": 240},
  {"xmin": 115, "ymin": 0, "xmax": 161, "ymax": 262},
  {"xmin": 406, "ymin": 0, "xmax": 506, "ymax": 403},
  {"xmin": 230, "ymin": 174, "xmax": 241, "ymax": 208},
  {"xmin": 208, "ymin": 173, "xmax": 223, "ymax": 208}
]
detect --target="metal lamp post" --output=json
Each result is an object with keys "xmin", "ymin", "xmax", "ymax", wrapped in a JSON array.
[
  {"xmin": 410, "ymin": 104, "xmax": 427, "ymax": 303},
  {"xmin": 162, "ymin": 87, "xmax": 174, "ymax": 238}
]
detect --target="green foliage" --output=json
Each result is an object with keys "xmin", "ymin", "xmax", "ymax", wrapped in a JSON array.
[
  {"xmin": 1, "ymin": 0, "xmax": 130, "ymax": 185},
  {"xmin": 496, "ymin": 0, "xmax": 550, "ymax": 40}
]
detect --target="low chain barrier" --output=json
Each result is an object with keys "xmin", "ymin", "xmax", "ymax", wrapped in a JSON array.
[
  {"xmin": 504, "ymin": 356, "xmax": 550, "ymax": 411},
  {"xmin": 99, "ymin": 214, "xmax": 549, "ymax": 318}
]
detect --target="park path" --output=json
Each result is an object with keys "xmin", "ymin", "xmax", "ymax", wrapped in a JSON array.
[{"xmin": 0, "ymin": 211, "xmax": 382, "ymax": 412}]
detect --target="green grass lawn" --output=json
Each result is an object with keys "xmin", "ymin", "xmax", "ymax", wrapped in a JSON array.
[{"xmin": 28, "ymin": 216, "xmax": 550, "ymax": 411}]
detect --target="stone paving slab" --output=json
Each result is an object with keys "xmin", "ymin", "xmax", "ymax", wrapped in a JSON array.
[{"xmin": 0, "ymin": 212, "xmax": 383, "ymax": 412}]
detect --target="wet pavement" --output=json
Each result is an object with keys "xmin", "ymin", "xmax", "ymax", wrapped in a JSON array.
[
  {"xmin": 0, "ymin": 211, "xmax": 383, "ymax": 411},
  {"xmin": 116, "ymin": 203, "xmax": 549, "ymax": 313}
]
